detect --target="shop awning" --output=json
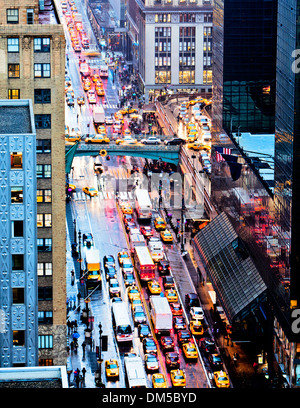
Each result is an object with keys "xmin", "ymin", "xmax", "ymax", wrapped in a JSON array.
[{"xmin": 193, "ymin": 212, "xmax": 267, "ymax": 323}]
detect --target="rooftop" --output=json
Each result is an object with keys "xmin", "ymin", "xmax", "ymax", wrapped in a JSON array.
[
  {"xmin": 0, "ymin": 366, "xmax": 68, "ymax": 388},
  {"xmin": 38, "ymin": 0, "xmax": 60, "ymax": 24},
  {"xmin": 0, "ymin": 102, "xmax": 33, "ymax": 135}
]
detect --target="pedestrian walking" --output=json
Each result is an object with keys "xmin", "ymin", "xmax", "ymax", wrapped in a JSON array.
[
  {"xmin": 70, "ymin": 340, "xmax": 74, "ymax": 352},
  {"xmin": 77, "ymin": 292, "xmax": 82, "ymax": 306},
  {"xmin": 71, "ymin": 269, "xmax": 75, "ymax": 286},
  {"xmin": 82, "ymin": 367, "xmax": 86, "ymax": 381},
  {"xmin": 75, "ymin": 374, "xmax": 80, "ymax": 388},
  {"xmin": 253, "ymin": 361, "xmax": 258, "ymax": 374},
  {"xmin": 82, "ymin": 341, "xmax": 86, "ymax": 358},
  {"xmin": 67, "ymin": 320, "xmax": 72, "ymax": 335}
]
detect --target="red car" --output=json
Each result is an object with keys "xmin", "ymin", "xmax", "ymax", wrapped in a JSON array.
[
  {"xmin": 177, "ymin": 330, "xmax": 194, "ymax": 346},
  {"xmin": 170, "ymin": 302, "xmax": 183, "ymax": 316},
  {"xmin": 140, "ymin": 226, "xmax": 153, "ymax": 238},
  {"xmin": 160, "ymin": 336, "xmax": 175, "ymax": 353}
]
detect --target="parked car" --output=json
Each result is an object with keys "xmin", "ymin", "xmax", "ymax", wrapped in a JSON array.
[{"xmin": 185, "ymin": 293, "xmax": 200, "ymax": 309}]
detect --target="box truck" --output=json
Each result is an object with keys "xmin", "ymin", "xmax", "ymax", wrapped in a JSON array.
[
  {"xmin": 93, "ymin": 105, "xmax": 105, "ymax": 125},
  {"xmin": 150, "ymin": 296, "xmax": 173, "ymax": 336},
  {"xmin": 85, "ymin": 248, "xmax": 102, "ymax": 288}
]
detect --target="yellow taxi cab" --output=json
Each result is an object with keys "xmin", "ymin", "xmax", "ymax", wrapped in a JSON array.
[
  {"xmin": 120, "ymin": 107, "xmax": 137, "ymax": 115},
  {"xmin": 148, "ymin": 280, "xmax": 162, "ymax": 295},
  {"xmin": 160, "ymin": 229, "xmax": 173, "ymax": 243},
  {"xmin": 105, "ymin": 359, "xmax": 119, "ymax": 380},
  {"xmin": 170, "ymin": 369, "xmax": 186, "ymax": 387},
  {"xmin": 92, "ymin": 73, "xmax": 101, "ymax": 83},
  {"xmin": 85, "ymin": 135, "xmax": 110, "ymax": 144},
  {"xmin": 83, "ymin": 81, "xmax": 91, "ymax": 91},
  {"xmin": 118, "ymin": 251, "xmax": 130, "ymax": 264},
  {"xmin": 165, "ymin": 288, "xmax": 178, "ymax": 303},
  {"xmin": 131, "ymin": 298, "xmax": 142, "ymax": 312},
  {"xmin": 154, "ymin": 217, "xmax": 166, "ymax": 231},
  {"xmin": 187, "ymin": 141, "xmax": 211, "ymax": 151},
  {"xmin": 182, "ymin": 341, "xmax": 198, "ymax": 360},
  {"xmin": 152, "ymin": 373, "xmax": 167, "ymax": 388},
  {"xmin": 123, "ymin": 128, "xmax": 132, "ymax": 137},
  {"xmin": 65, "ymin": 134, "xmax": 81, "ymax": 143},
  {"xmin": 190, "ymin": 319, "xmax": 204, "ymax": 336},
  {"xmin": 189, "ymin": 97, "xmax": 204, "ymax": 106},
  {"xmin": 114, "ymin": 111, "xmax": 124, "ymax": 123},
  {"xmin": 214, "ymin": 370, "xmax": 230, "ymax": 388},
  {"xmin": 66, "ymin": 183, "xmax": 76, "ymax": 193},
  {"xmin": 120, "ymin": 203, "xmax": 133, "ymax": 214},
  {"xmin": 96, "ymin": 86, "xmax": 105, "ymax": 96},
  {"xmin": 127, "ymin": 286, "xmax": 141, "ymax": 302},
  {"xmin": 181, "ymin": 101, "xmax": 189, "ymax": 109},
  {"xmin": 186, "ymin": 122, "xmax": 197, "ymax": 130},
  {"xmin": 77, "ymin": 95, "xmax": 85, "ymax": 105},
  {"xmin": 97, "ymin": 125, "xmax": 107, "ymax": 135},
  {"xmin": 82, "ymin": 186, "xmax": 98, "ymax": 197}
]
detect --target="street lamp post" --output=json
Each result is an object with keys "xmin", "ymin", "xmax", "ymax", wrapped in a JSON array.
[{"xmin": 78, "ymin": 230, "xmax": 82, "ymax": 278}]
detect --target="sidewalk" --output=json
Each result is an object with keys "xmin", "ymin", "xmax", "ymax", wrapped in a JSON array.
[{"xmin": 66, "ymin": 203, "xmax": 97, "ymax": 388}]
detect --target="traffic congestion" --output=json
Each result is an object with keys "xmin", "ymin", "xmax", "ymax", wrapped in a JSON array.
[{"xmin": 60, "ymin": 0, "xmax": 229, "ymax": 389}]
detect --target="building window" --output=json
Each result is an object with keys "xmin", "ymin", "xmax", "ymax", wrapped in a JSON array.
[
  {"xmin": 12, "ymin": 254, "xmax": 24, "ymax": 271},
  {"xmin": 37, "ymin": 213, "xmax": 52, "ymax": 228},
  {"xmin": 34, "ymin": 38, "xmax": 51, "ymax": 53},
  {"xmin": 39, "ymin": 359, "xmax": 53, "ymax": 366},
  {"xmin": 155, "ymin": 71, "xmax": 171, "ymax": 84},
  {"xmin": 12, "ymin": 221, "xmax": 23, "ymax": 237},
  {"xmin": 37, "ymin": 262, "xmax": 53, "ymax": 276},
  {"xmin": 36, "ymin": 139, "xmax": 51, "ymax": 153},
  {"xmin": 7, "ymin": 38, "xmax": 19, "ymax": 52},
  {"xmin": 13, "ymin": 288, "xmax": 24, "ymax": 303},
  {"xmin": 8, "ymin": 64, "xmax": 20, "ymax": 78},
  {"xmin": 11, "ymin": 187, "xmax": 23, "ymax": 203},
  {"xmin": 34, "ymin": 63, "xmax": 50, "ymax": 78},
  {"xmin": 38, "ymin": 287, "xmax": 52, "ymax": 301},
  {"xmin": 37, "ymin": 189, "xmax": 52, "ymax": 203},
  {"xmin": 11, "ymin": 152, "xmax": 22, "ymax": 169},
  {"xmin": 38, "ymin": 311, "xmax": 53, "ymax": 324},
  {"xmin": 8, "ymin": 89, "xmax": 20, "ymax": 99},
  {"xmin": 38, "ymin": 335, "xmax": 53, "ymax": 349},
  {"xmin": 7, "ymin": 9, "xmax": 19, "ymax": 24},
  {"xmin": 179, "ymin": 70, "xmax": 195, "ymax": 84},
  {"xmin": 37, "ymin": 238, "xmax": 52, "ymax": 252},
  {"xmin": 34, "ymin": 89, "xmax": 51, "ymax": 104},
  {"xmin": 37, "ymin": 164, "xmax": 51, "ymax": 178},
  {"xmin": 27, "ymin": 8, "xmax": 34, "ymax": 24},
  {"xmin": 35, "ymin": 114, "xmax": 51, "ymax": 129},
  {"xmin": 13, "ymin": 331, "xmax": 25, "ymax": 346}
]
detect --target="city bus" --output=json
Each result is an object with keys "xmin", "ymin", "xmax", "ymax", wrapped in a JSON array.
[
  {"xmin": 133, "ymin": 246, "xmax": 156, "ymax": 282},
  {"xmin": 100, "ymin": 65, "xmax": 108, "ymax": 78},
  {"xmin": 111, "ymin": 301, "xmax": 133, "ymax": 343},
  {"xmin": 135, "ymin": 189, "xmax": 152, "ymax": 221},
  {"xmin": 124, "ymin": 353, "xmax": 147, "ymax": 388}
]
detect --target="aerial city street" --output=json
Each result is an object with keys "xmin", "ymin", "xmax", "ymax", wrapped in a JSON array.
[{"xmin": 0, "ymin": 0, "xmax": 299, "ymax": 395}]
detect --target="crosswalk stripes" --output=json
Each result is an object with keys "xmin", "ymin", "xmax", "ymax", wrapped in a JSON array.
[
  {"xmin": 104, "ymin": 166, "xmax": 131, "ymax": 180},
  {"xmin": 73, "ymin": 191, "xmax": 91, "ymax": 201}
]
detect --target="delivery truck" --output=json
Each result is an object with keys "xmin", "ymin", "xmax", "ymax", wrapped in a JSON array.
[
  {"xmin": 129, "ymin": 232, "xmax": 146, "ymax": 253},
  {"xmin": 84, "ymin": 248, "xmax": 102, "ymax": 289},
  {"xmin": 93, "ymin": 105, "xmax": 105, "ymax": 125},
  {"xmin": 149, "ymin": 296, "xmax": 173, "ymax": 336}
]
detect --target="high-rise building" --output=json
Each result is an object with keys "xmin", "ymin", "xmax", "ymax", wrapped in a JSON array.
[
  {"xmin": 0, "ymin": 0, "xmax": 66, "ymax": 366},
  {"xmin": 0, "ymin": 99, "xmax": 37, "ymax": 367},
  {"xmin": 125, "ymin": 0, "xmax": 213, "ymax": 102},
  {"xmin": 213, "ymin": 0, "xmax": 277, "ymax": 137},
  {"xmin": 209, "ymin": 0, "xmax": 300, "ymax": 386}
]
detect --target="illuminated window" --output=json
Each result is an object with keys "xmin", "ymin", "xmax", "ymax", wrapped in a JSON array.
[{"xmin": 11, "ymin": 152, "xmax": 22, "ymax": 169}]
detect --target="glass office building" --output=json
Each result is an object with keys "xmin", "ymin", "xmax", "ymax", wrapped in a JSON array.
[
  {"xmin": 213, "ymin": 0, "xmax": 277, "ymax": 137},
  {"xmin": 210, "ymin": 0, "xmax": 300, "ymax": 385}
]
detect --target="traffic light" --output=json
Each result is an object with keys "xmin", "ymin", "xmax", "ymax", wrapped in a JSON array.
[{"xmin": 102, "ymin": 335, "xmax": 108, "ymax": 352}]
